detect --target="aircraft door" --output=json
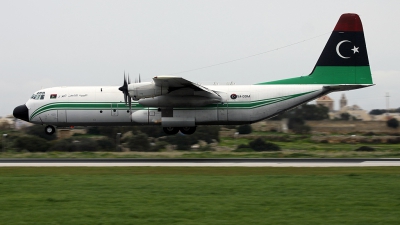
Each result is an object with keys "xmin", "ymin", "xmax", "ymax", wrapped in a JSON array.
[
  {"xmin": 111, "ymin": 103, "xmax": 118, "ymax": 116},
  {"xmin": 58, "ymin": 110, "xmax": 67, "ymax": 123}
]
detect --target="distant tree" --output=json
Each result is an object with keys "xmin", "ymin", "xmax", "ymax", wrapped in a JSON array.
[
  {"xmin": 292, "ymin": 124, "xmax": 311, "ymax": 134},
  {"xmin": 72, "ymin": 138, "xmax": 98, "ymax": 151},
  {"xmin": 288, "ymin": 117, "xmax": 305, "ymax": 129},
  {"xmin": 355, "ymin": 146, "xmax": 375, "ymax": 151},
  {"xmin": 297, "ymin": 105, "xmax": 329, "ymax": 120},
  {"xmin": 195, "ymin": 126, "xmax": 220, "ymax": 143},
  {"xmin": 248, "ymin": 138, "xmax": 280, "ymax": 151},
  {"xmin": 49, "ymin": 139, "xmax": 73, "ymax": 152},
  {"xmin": 96, "ymin": 138, "xmax": 115, "ymax": 151},
  {"xmin": 340, "ymin": 113, "xmax": 351, "ymax": 120},
  {"xmin": 234, "ymin": 144, "xmax": 254, "ymax": 152},
  {"xmin": 369, "ymin": 109, "xmax": 386, "ymax": 115},
  {"xmin": 164, "ymin": 126, "xmax": 220, "ymax": 150},
  {"xmin": 15, "ymin": 135, "xmax": 50, "ymax": 152},
  {"xmin": 151, "ymin": 141, "xmax": 168, "ymax": 152},
  {"xmin": 0, "ymin": 120, "xmax": 12, "ymax": 130},
  {"xmin": 139, "ymin": 126, "xmax": 165, "ymax": 138},
  {"xmin": 271, "ymin": 104, "xmax": 329, "ymax": 121},
  {"xmin": 91, "ymin": 126, "xmax": 134, "ymax": 138},
  {"xmin": 387, "ymin": 118, "xmax": 399, "ymax": 129},
  {"xmin": 288, "ymin": 117, "xmax": 311, "ymax": 134},
  {"xmin": 87, "ymin": 127, "xmax": 101, "ymax": 135},
  {"xmin": 237, "ymin": 124, "xmax": 252, "ymax": 134},
  {"xmin": 127, "ymin": 132, "xmax": 150, "ymax": 151},
  {"xmin": 49, "ymin": 138, "xmax": 98, "ymax": 152}
]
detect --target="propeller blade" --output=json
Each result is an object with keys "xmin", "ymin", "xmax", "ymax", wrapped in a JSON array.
[
  {"xmin": 139, "ymin": 74, "xmax": 141, "ymax": 83},
  {"xmin": 128, "ymin": 96, "xmax": 132, "ymax": 114},
  {"xmin": 123, "ymin": 71, "xmax": 127, "ymax": 86}
]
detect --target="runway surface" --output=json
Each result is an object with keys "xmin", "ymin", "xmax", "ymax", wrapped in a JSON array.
[{"xmin": 1, "ymin": 158, "xmax": 400, "ymax": 167}]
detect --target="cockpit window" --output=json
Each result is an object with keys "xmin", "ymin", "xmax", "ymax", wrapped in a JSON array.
[{"xmin": 31, "ymin": 92, "xmax": 45, "ymax": 100}]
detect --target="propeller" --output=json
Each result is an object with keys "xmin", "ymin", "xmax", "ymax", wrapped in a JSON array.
[
  {"xmin": 118, "ymin": 72, "xmax": 132, "ymax": 113},
  {"xmin": 118, "ymin": 73, "xmax": 142, "ymax": 114}
]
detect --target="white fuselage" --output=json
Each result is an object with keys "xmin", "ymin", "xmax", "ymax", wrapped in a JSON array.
[{"xmin": 25, "ymin": 84, "xmax": 329, "ymax": 127}]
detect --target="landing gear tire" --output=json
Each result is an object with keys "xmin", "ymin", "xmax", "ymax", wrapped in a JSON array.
[
  {"xmin": 45, "ymin": 125, "xmax": 56, "ymax": 135},
  {"xmin": 180, "ymin": 127, "xmax": 196, "ymax": 135},
  {"xmin": 163, "ymin": 127, "xmax": 179, "ymax": 135}
]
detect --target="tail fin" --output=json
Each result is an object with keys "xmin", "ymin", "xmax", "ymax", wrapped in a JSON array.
[{"xmin": 261, "ymin": 13, "xmax": 373, "ymax": 85}]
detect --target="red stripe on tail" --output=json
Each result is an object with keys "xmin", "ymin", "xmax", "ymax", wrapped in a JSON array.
[{"xmin": 334, "ymin": 13, "xmax": 363, "ymax": 32}]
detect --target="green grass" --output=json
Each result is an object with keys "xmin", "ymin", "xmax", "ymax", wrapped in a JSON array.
[{"xmin": 1, "ymin": 167, "xmax": 400, "ymax": 224}]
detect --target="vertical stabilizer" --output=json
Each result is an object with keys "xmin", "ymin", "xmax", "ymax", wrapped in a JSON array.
[{"xmin": 260, "ymin": 13, "xmax": 373, "ymax": 85}]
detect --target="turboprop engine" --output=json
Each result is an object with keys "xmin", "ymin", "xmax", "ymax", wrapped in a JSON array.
[{"xmin": 128, "ymin": 82, "xmax": 168, "ymax": 100}]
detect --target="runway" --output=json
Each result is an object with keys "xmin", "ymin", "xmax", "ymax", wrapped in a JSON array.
[{"xmin": 1, "ymin": 158, "xmax": 400, "ymax": 167}]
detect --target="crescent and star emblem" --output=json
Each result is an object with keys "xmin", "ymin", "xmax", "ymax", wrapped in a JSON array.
[{"xmin": 336, "ymin": 40, "xmax": 359, "ymax": 59}]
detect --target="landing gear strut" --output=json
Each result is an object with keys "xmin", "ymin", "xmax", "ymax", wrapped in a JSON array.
[{"xmin": 45, "ymin": 125, "xmax": 56, "ymax": 135}]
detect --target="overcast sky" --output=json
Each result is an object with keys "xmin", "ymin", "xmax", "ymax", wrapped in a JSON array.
[{"xmin": 1, "ymin": 0, "xmax": 399, "ymax": 117}]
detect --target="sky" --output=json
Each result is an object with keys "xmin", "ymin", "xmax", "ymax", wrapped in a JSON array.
[{"xmin": 1, "ymin": 0, "xmax": 399, "ymax": 117}]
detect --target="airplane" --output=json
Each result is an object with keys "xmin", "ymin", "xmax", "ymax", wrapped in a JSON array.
[{"xmin": 13, "ymin": 13, "xmax": 373, "ymax": 135}]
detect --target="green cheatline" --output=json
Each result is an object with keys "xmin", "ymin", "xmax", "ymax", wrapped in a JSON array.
[
  {"xmin": 29, "ymin": 91, "xmax": 317, "ymax": 120},
  {"xmin": 258, "ymin": 66, "xmax": 372, "ymax": 85}
]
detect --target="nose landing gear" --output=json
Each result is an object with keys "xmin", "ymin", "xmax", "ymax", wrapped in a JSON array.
[{"xmin": 45, "ymin": 125, "xmax": 56, "ymax": 135}]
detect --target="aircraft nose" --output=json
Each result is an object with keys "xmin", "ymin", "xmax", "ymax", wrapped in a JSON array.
[{"xmin": 13, "ymin": 104, "xmax": 29, "ymax": 122}]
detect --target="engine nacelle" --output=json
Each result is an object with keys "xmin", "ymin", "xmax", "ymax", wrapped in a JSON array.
[
  {"xmin": 138, "ymin": 95, "xmax": 221, "ymax": 107},
  {"xmin": 131, "ymin": 109, "xmax": 161, "ymax": 124},
  {"xmin": 127, "ymin": 82, "xmax": 167, "ymax": 100},
  {"xmin": 131, "ymin": 110, "xmax": 195, "ymax": 127}
]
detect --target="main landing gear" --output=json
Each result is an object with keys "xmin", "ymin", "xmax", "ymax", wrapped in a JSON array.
[
  {"xmin": 45, "ymin": 125, "xmax": 56, "ymax": 135},
  {"xmin": 163, "ymin": 127, "xmax": 196, "ymax": 135},
  {"xmin": 179, "ymin": 127, "xmax": 196, "ymax": 135}
]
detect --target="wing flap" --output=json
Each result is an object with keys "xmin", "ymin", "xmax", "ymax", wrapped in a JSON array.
[{"xmin": 153, "ymin": 76, "xmax": 220, "ymax": 97}]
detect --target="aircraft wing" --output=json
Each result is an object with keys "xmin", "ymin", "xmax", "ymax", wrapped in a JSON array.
[{"xmin": 153, "ymin": 76, "xmax": 221, "ymax": 97}]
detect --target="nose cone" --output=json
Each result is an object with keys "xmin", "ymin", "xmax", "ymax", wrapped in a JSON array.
[{"xmin": 13, "ymin": 104, "xmax": 29, "ymax": 122}]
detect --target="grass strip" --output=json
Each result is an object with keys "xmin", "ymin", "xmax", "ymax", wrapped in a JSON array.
[{"xmin": 1, "ymin": 167, "xmax": 400, "ymax": 225}]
